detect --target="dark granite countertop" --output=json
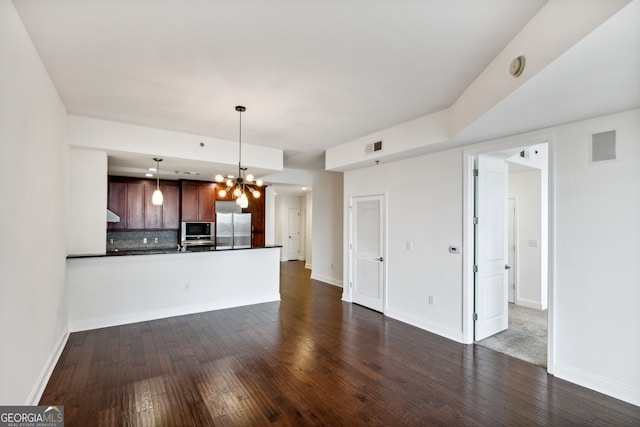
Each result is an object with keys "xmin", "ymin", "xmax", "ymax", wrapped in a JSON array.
[{"xmin": 67, "ymin": 245, "xmax": 282, "ymax": 259}]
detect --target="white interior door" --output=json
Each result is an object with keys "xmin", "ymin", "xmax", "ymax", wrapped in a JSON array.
[
  {"xmin": 352, "ymin": 195, "xmax": 384, "ymax": 312},
  {"xmin": 287, "ymin": 208, "xmax": 300, "ymax": 260},
  {"xmin": 475, "ymin": 156, "xmax": 509, "ymax": 341}
]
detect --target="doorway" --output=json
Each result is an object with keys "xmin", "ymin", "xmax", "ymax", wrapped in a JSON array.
[
  {"xmin": 287, "ymin": 208, "xmax": 301, "ymax": 261},
  {"xmin": 463, "ymin": 136, "xmax": 554, "ymax": 371}
]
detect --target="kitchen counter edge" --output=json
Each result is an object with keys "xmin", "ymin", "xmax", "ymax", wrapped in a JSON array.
[{"xmin": 67, "ymin": 245, "xmax": 282, "ymax": 259}]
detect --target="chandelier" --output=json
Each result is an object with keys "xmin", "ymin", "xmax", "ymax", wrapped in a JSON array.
[{"xmin": 214, "ymin": 106, "xmax": 263, "ymax": 208}]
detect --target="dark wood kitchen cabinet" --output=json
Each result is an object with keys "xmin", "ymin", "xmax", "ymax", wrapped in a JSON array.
[
  {"xmin": 143, "ymin": 184, "xmax": 162, "ymax": 229},
  {"xmin": 161, "ymin": 183, "xmax": 180, "ymax": 229},
  {"xmin": 127, "ymin": 182, "xmax": 145, "ymax": 229},
  {"xmin": 180, "ymin": 181, "xmax": 216, "ymax": 222},
  {"xmin": 107, "ymin": 180, "xmax": 127, "ymax": 230},
  {"xmin": 245, "ymin": 193, "xmax": 266, "ymax": 247},
  {"xmin": 107, "ymin": 177, "xmax": 180, "ymax": 230}
]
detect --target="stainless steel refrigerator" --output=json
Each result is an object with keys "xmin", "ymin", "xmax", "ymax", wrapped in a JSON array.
[{"xmin": 216, "ymin": 213, "xmax": 252, "ymax": 249}]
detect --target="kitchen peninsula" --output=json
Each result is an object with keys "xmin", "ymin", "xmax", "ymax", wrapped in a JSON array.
[
  {"xmin": 66, "ymin": 170, "xmax": 279, "ymax": 333},
  {"xmin": 67, "ymin": 245, "xmax": 281, "ymax": 332}
]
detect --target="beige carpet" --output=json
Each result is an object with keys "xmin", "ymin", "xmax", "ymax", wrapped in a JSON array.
[{"xmin": 477, "ymin": 303, "xmax": 548, "ymax": 367}]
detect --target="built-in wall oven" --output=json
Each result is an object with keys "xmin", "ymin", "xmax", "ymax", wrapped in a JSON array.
[{"xmin": 180, "ymin": 222, "xmax": 215, "ymax": 247}]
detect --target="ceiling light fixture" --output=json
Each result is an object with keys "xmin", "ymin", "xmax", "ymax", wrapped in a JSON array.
[
  {"xmin": 215, "ymin": 106, "xmax": 263, "ymax": 208},
  {"xmin": 152, "ymin": 157, "xmax": 163, "ymax": 205}
]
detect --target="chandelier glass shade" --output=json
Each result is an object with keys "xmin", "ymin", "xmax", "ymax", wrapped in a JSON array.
[{"xmin": 215, "ymin": 106, "xmax": 263, "ymax": 208}]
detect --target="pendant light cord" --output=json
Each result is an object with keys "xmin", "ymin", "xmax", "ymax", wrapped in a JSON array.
[{"xmin": 238, "ymin": 107, "xmax": 242, "ymax": 179}]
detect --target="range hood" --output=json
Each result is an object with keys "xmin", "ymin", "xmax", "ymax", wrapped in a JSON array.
[{"xmin": 107, "ymin": 209, "xmax": 120, "ymax": 223}]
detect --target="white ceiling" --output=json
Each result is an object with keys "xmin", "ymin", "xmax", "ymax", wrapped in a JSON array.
[
  {"xmin": 13, "ymin": 0, "xmax": 547, "ymax": 172},
  {"xmin": 12, "ymin": 0, "xmax": 639, "ymax": 180}
]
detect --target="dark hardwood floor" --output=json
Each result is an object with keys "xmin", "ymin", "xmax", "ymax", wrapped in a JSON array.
[{"xmin": 41, "ymin": 261, "xmax": 640, "ymax": 426}]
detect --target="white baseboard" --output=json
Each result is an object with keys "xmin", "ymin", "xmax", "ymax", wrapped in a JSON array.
[
  {"xmin": 516, "ymin": 297, "xmax": 544, "ymax": 310},
  {"xmin": 27, "ymin": 329, "xmax": 69, "ymax": 405},
  {"xmin": 70, "ymin": 295, "xmax": 281, "ymax": 332},
  {"xmin": 554, "ymin": 363, "xmax": 640, "ymax": 407},
  {"xmin": 304, "ymin": 262, "xmax": 312, "ymax": 270},
  {"xmin": 310, "ymin": 273, "xmax": 343, "ymax": 287},
  {"xmin": 385, "ymin": 307, "xmax": 464, "ymax": 344}
]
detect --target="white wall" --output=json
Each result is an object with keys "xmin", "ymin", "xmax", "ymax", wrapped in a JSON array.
[
  {"xmin": 68, "ymin": 115, "xmax": 283, "ymax": 172},
  {"xmin": 68, "ymin": 248, "xmax": 281, "ymax": 331},
  {"xmin": 68, "ymin": 149, "xmax": 107, "ymax": 255},
  {"xmin": 508, "ymin": 168, "xmax": 545, "ymax": 309},
  {"xmin": 343, "ymin": 150, "xmax": 464, "ymax": 341},
  {"xmin": 341, "ymin": 108, "xmax": 640, "ymax": 406},
  {"xmin": 311, "ymin": 171, "xmax": 344, "ymax": 286},
  {"xmin": 0, "ymin": 0, "xmax": 69, "ymax": 404},
  {"xmin": 305, "ymin": 191, "xmax": 313, "ymax": 269},
  {"xmin": 265, "ymin": 186, "xmax": 276, "ymax": 245},
  {"xmin": 553, "ymin": 109, "xmax": 640, "ymax": 405}
]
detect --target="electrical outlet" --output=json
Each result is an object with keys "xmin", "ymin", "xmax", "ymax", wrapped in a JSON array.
[
  {"xmin": 154, "ymin": 237, "xmax": 159, "ymax": 243},
  {"xmin": 428, "ymin": 295, "xmax": 435, "ymax": 305},
  {"xmin": 143, "ymin": 238, "xmax": 147, "ymax": 244}
]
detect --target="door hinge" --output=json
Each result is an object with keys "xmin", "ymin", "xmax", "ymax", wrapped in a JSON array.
[
  {"xmin": 473, "ymin": 169, "xmax": 479, "ymax": 177},
  {"xmin": 473, "ymin": 313, "xmax": 478, "ymax": 321},
  {"xmin": 473, "ymin": 216, "xmax": 478, "ymax": 225},
  {"xmin": 349, "ymin": 282, "xmax": 352, "ymax": 288},
  {"xmin": 473, "ymin": 265, "xmax": 478, "ymax": 273}
]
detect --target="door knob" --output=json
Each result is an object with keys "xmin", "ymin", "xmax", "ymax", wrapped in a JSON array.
[
  {"xmin": 376, "ymin": 257, "xmax": 384, "ymax": 262},
  {"xmin": 505, "ymin": 264, "xmax": 512, "ymax": 270}
]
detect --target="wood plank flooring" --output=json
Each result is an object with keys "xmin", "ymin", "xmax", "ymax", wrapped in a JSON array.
[{"xmin": 41, "ymin": 261, "xmax": 640, "ymax": 426}]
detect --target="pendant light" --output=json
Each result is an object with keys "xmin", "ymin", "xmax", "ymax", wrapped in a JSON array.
[
  {"xmin": 214, "ymin": 106, "xmax": 263, "ymax": 208},
  {"xmin": 152, "ymin": 157, "xmax": 163, "ymax": 205}
]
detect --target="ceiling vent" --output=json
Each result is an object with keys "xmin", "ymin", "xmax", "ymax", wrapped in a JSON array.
[
  {"xmin": 365, "ymin": 140, "xmax": 383, "ymax": 154},
  {"xmin": 591, "ymin": 130, "xmax": 616, "ymax": 162}
]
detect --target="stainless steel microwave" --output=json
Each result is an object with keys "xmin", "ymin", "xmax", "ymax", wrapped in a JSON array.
[{"xmin": 181, "ymin": 221, "xmax": 214, "ymax": 245}]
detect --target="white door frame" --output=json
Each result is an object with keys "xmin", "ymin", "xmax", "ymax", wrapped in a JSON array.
[
  {"xmin": 508, "ymin": 195, "xmax": 519, "ymax": 304},
  {"xmin": 462, "ymin": 134, "xmax": 556, "ymax": 374},
  {"xmin": 344, "ymin": 192, "xmax": 388, "ymax": 313}
]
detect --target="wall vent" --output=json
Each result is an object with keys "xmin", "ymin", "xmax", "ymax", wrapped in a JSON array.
[
  {"xmin": 591, "ymin": 130, "xmax": 616, "ymax": 162},
  {"xmin": 365, "ymin": 140, "xmax": 383, "ymax": 154}
]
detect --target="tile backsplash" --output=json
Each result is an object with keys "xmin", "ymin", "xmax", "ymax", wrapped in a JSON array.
[{"xmin": 107, "ymin": 230, "xmax": 178, "ymax": 251}]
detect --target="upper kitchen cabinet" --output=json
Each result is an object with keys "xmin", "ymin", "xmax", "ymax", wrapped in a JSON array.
[
  {"xmin": 107, "ymin": 177, "xmax": 180, "ymax": 230},
  {"xmin": 127, "ymin": 181, "xmax": 145, "ymax": 229},
  {"xmin": 180, "ymin": 181, "xmax": 216, "ymax": 222},
  {"xmin": 107, "ymin": 180, "xmax": 127, "ymax": 230},
  {"xmin": 161, "ymin": 183, "xmax": 180, "ymax": 229}
]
